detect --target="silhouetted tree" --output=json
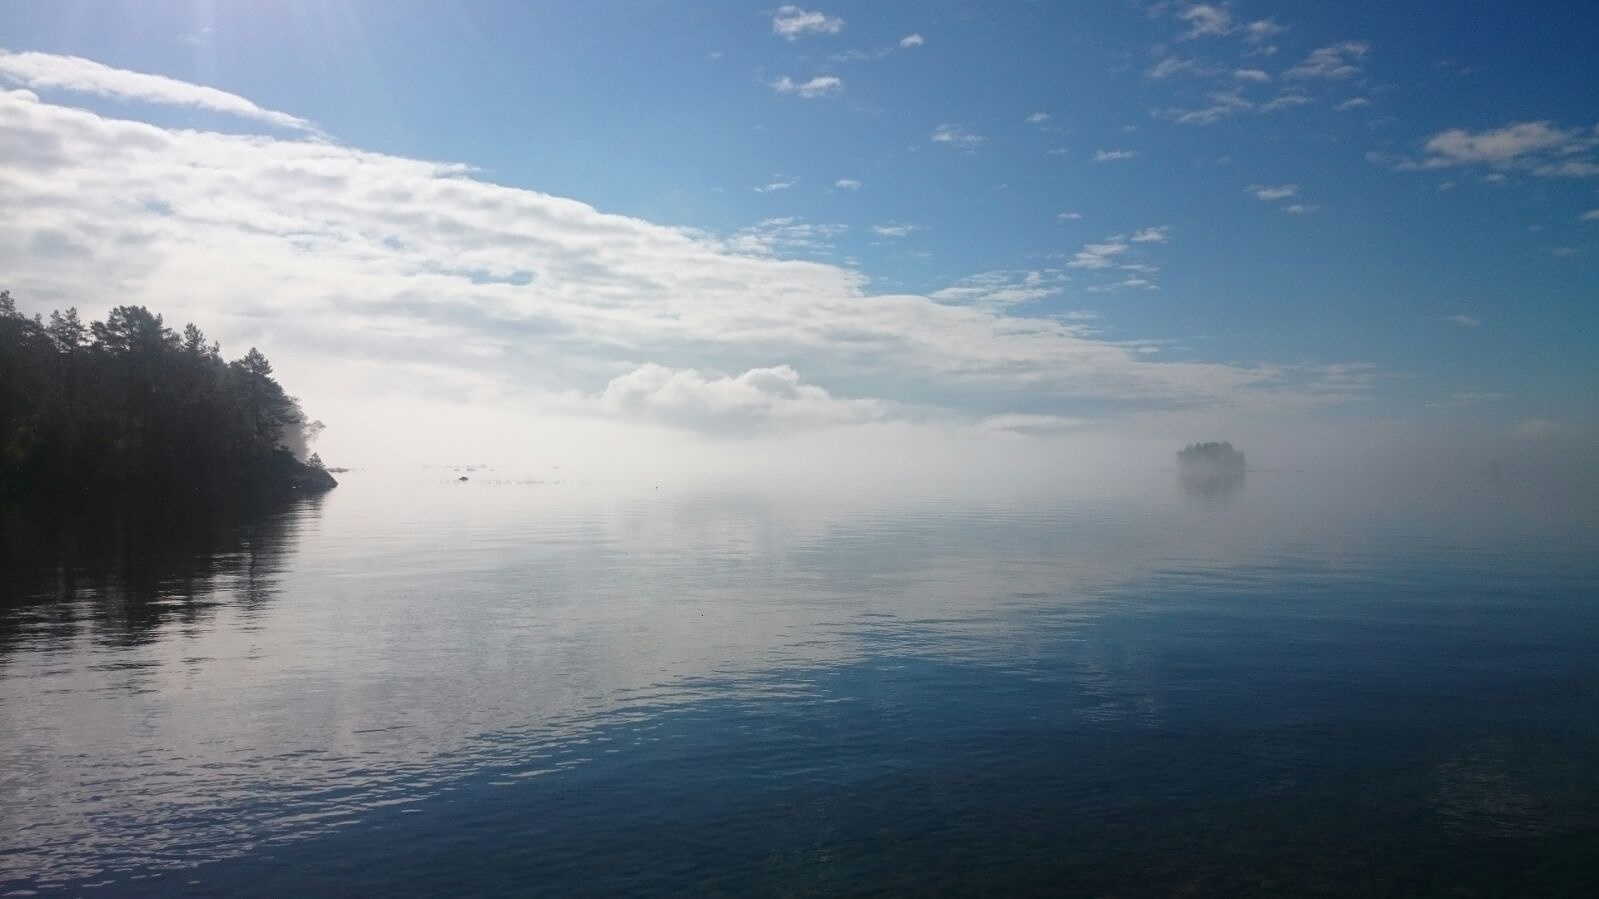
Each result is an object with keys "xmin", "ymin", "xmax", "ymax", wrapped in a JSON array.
[{"xmin": 0, "ymin": 291, "xmax": 333, "ymax": 497}]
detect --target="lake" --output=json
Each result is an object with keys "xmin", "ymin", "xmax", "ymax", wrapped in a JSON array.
[{"xmin": 3, "ymin": 470, "xmax": 1597, "ymax": 896}]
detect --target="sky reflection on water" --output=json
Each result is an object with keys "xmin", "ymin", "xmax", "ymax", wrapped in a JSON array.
[{"xmin": 2, "ymin": 472, "xmax": 1597, "ymax": 895}]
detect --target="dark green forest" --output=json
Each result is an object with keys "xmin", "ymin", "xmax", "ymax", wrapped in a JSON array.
[{"xmin": 0, "ymin": 290, "xmax": 334, "ymax": 497}]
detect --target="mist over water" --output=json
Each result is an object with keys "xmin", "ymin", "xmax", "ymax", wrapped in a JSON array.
[{"xmin": 3, "ymin": 467, "xmax": 1596, "ymax": 895}]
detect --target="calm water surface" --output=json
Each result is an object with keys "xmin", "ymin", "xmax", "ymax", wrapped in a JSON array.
[{"xmin": 2, "ymin": 471, "xmax": 1597, "ymax": 896}]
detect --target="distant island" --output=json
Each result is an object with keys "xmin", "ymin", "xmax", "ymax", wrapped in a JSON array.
[
  {"xmin": 1177, "ymin": 441, "xmax": 1247, "ymax": 476},
  {"xmin": 0, "ymin": 291, "xmax": 335, "ymax": 498}
]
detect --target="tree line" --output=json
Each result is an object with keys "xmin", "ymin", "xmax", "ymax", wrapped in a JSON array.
[{"xmin": 0, "ymin": 290, "xmax": 330, "ymax": 496}]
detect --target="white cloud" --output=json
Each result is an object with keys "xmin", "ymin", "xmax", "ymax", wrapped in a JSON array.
[
  {"xmin": 727, "ymin": 217, "xmax": 847, "ymax": 255},
  {"xmin": 1448, "ymin": 314, "xmax": 1481, "ymax": 328},
  {"xmin": 0, "ymin": 60, "xmax": 1356, "ymax": 446},
  {"xmin": 1285, "ymin": 41, "xmax": 1369, "ymax": 80},
  {"xmin": 1067, "ymin": 240, "xmax": 1131, "ymax": 269},
  {"xmin": 1534, "ymin": 160, "xmax": 1599, "ymax": 178},
  {"xmin": 1146, "ymin": 56, "xmax": 1209, "ymax": 80},
  {"xmin": 931, "ymin": 270, "xmax": 1063, "ymax": 311},
  {"xmin": 1026, "ymin": 111, "xmax": 1051, "ymax": 124},
  {"xmin": 870, "ymin": 222, "xmax": 921, "ymax": 238},
  {"xmin": 1234, "ymin": 69, "xmax": 1271, "ymax": 82},
  {"xmin": 1130, "ymin": 226, "xmax": 1170, "ymax": 243},
  {"xmin": 1159, "ymin": 90, "xmax": 1254, "ymax": 125},
  {"xmin": 1092, "ymin": 149, "xmax": 1136, "ymax": 162},
  {"xmin": 600, "ymin": 363, "xmax": 883, "ymax": 432},
  {"xmin": 833, "ymin": 178, "xmax": 863, "ymax": 190},
  {"xmin": 772, "ymin": 6, "xmax": 844, "ymax": 40},
  {"xmin": 980, "ymin": 413, "xmax": 1087, "ymax": 434},
  {"xmin": 1178, "ymin": 4, "xmax": 1233, "ymax": 39},
  {"xmin": 1282, "ymin": 204, "xmax": 1315, "ymax": 214},
  {"xmin": 1251, "ymin": 184, "xmax": 1298, "ymax": 201},
  {"xmin": 1387, "ymin": 121, "xmax": 1599, "ymax": 177},
  {"xmin": 899, "ymin": 33, "xmax": 924, "ymax": 48},
  {"xmin": 770, "ymin": 75, "xmax": 843, "ymax": 98},
  {"xmin": 1056, "ymin": 212, "xmax": 1082, "ymax": 221},
  {"xmin": 1244, "ymin": 19, "xmax": 1285, "ymax": 47},
  {"xmin": 1582, "ymin": 209, "xmax": 1599, "ymax": 221},
  {"xmin": 753, "ymin": 178, "xmax": 795, "ymax": 192},
  {"xmin": 1335, "ymin": 97, "xmax": 1370, "ymax": 111},
  {"xmin": 1259, "ymin": 91, "xmax": 1312, "ymax": 112},
  {"xmin": 0, "ymin": 49, "xmax": 314, "ymax": 132},
  {"xmin": 931, "ymin": 123, "xmax": 984, "ymax": 148}
]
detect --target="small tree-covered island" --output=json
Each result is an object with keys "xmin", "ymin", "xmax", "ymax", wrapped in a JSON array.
[
  {"xmin": 0, "ymin": 291, "xmax": 336, "ymax": 498},
  {"xmin": 1177, "ymin": 441, "xmax": 1247, "ymax": 476}
]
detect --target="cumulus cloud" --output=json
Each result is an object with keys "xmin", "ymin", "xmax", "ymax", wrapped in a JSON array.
[
  {"xmin": 1130, "ymin": 226, "xmax": 1170, "ymax": 243},
  {"xmin": 600, "ymin": 363, "xmax": 883, "ymax": 432},
  {"xmin": 0, "ymin": 58, "xmax": 1358, "ymax": 445},
  {"xmin": 1381, "ymin": 121, "xmax": 1599, "ymax": 177},
  {"xmin": 770, "ymin": 75, "xmax": 842, "ymax": 98},
  {"xmin": 0, "ymin": 49, "xmax": 314, "ymax": 132},
  {"xmin": 772, "ymin": 6, "xmax": 844, "ymax": 40},
  {"xmin": 899, "ymin": 34, "xmax": 924, "ymax": 48}
]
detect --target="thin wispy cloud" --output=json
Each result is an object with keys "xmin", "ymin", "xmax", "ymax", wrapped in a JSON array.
[
  {"xmin": 1067, "ymin": 239, "xmax": 1131, "ymax": 269},
  {"xmin": 870, "ymin": 222, "xmax": 921, "ymax": 238},
  {"xmin": 1178, "ymin": 4, "xmax": 1233, "ymax": 40},
  {"xmin": 772, "ymin": 6, "xmax": 844, "ymax": 40},
  {"xmin": 1285, "ymin": 41, "xmax": 1370, "ymax": 80},
  {"xmin": 1092, "ymin": 149, "xmax": 1136, "ymax": 162},
  {"xmin": 833, "ymin": 178, "xmax": 863, "ymax": 190},
  {"xmin": 931, "ymin": 123, "xmax": 985, "ymax": 148},
  {"xmin": 1251, "ymin": 184, "xmax": 1298, "ymax": 201},
  {"xmin": 931, "ymin": 270, "xmax": 1064, "ymax": 311},
  {"xmin": 0, "ymin": 49, "xmax": 315, "ymax": 131},
  {"xmin": 1244, "ymin": 19, "xmax": 1285, "ymax": 51},
  {"xmin": 1026, "ymin": 112, "xmax": 1051, "ymax": 124},
  {"xmin": 1448, "ymin": 314, "xmax": 1481, "ymax": 328},
  {"xmin": 770, "ymin": 75, "xmax": 842, "ymax": 98}
]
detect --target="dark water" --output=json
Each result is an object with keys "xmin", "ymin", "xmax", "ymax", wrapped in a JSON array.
[{"xmin": 3, "ymin": 472, "xmax": 1597, "ymax": 896}]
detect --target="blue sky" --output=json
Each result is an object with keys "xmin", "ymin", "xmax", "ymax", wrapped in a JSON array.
[{"xmin": 1, "ymin": 1, "xmax": 1596, "ymax": 469}]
